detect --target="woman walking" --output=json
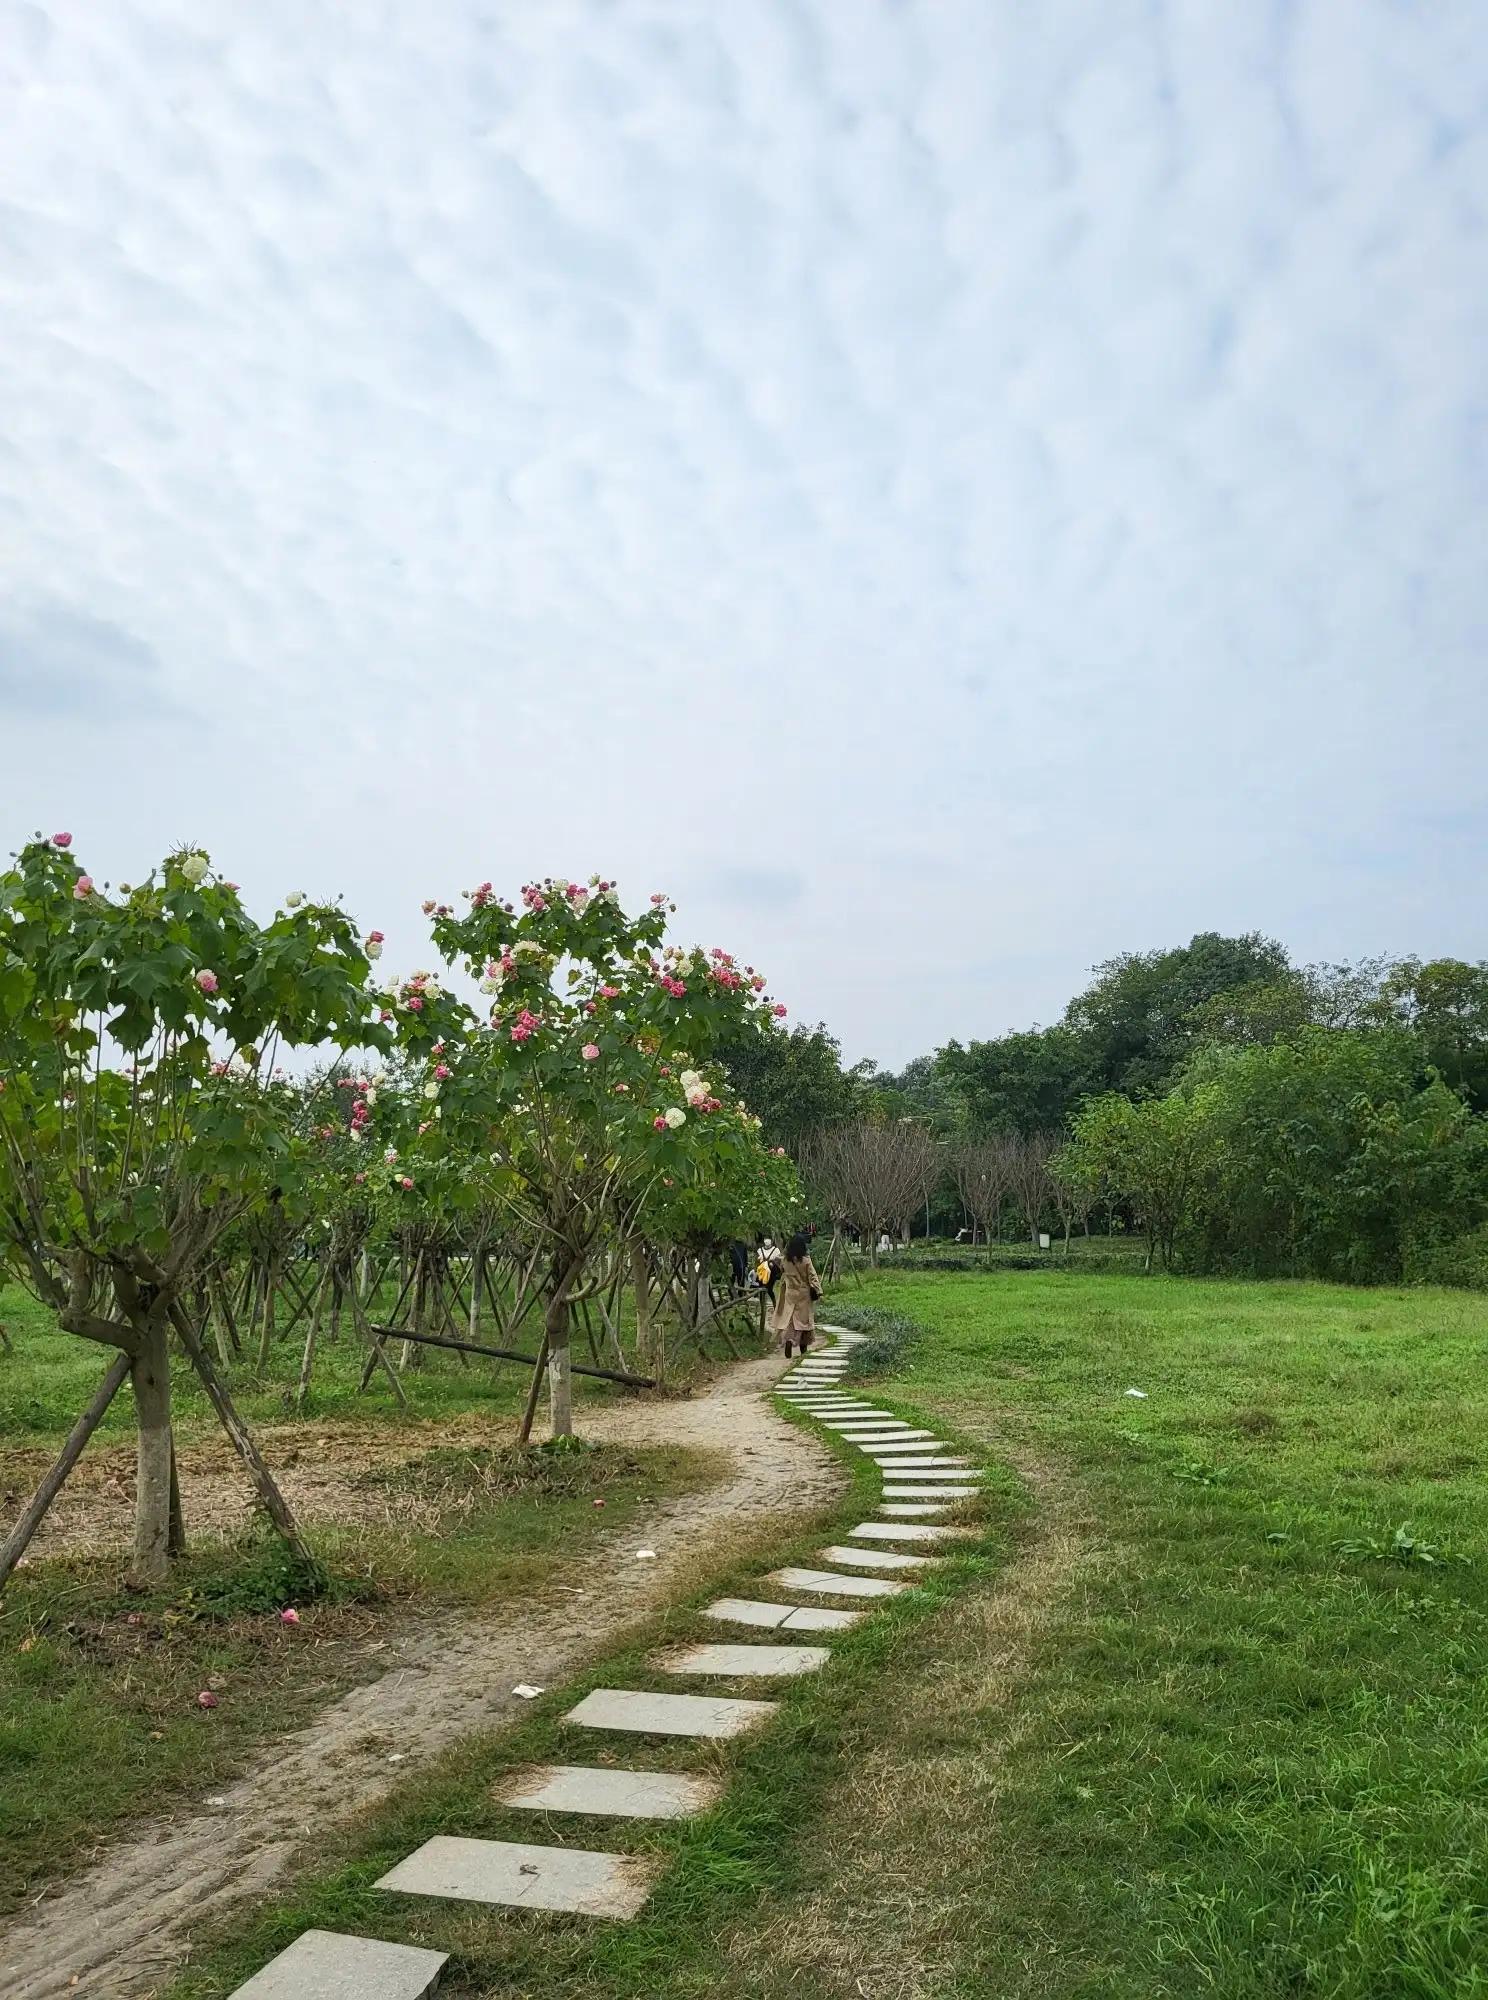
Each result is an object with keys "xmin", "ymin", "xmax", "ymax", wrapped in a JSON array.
[{"xmin": 772, "ymin": 1231, "xmax": 822, "ymax": 1358}]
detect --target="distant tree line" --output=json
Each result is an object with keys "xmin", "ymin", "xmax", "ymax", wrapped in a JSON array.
[{"xmin": 716, "ymin": 937, "xmax": 1488, "ymax": 1285}]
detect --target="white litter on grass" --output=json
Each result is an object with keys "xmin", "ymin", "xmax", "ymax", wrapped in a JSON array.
[
  {"xmin": 1124, "ymin": 1388, "xmax": 1149, "ymax": 1398},
  {"xmin": 634, "ymin": 1548, "xmax": 658, "ymax": 1561},
  {"xmin": 511, "ymin": 1684, "xmax": 545, "ymax": 1699},
  {"xmin": 205, "ymin": 1796, "xmax": 229, "ymax": 1808},
  {"xmin": 387, "ymin": 1752, "xmax": 409, "ymax": 1763}
]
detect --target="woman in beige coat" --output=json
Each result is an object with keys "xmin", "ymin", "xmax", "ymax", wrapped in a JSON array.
[{"xmin": 772, "ymin": 1232, "xmax": 822, "ymax": 1357}]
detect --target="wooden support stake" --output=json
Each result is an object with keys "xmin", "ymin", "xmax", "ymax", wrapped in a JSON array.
[
  {"xmin": 368, "ymin": 1322, "xmax": 655, "ymax": 1388},
  {"xmin": 517, "ymin": 1331, "xmax": 550, "ymax": 1446},
  {"xmin": 170, "ymin": 1308, "xmax": 314, "ymax": 1563},
  {"xmin": 0, "ymin": 1352, "xmax": 131, "ymax": 1592}
]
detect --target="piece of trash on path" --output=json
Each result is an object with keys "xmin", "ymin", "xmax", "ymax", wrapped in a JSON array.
[
  {"xmin": 205, "ymin": 1796, "xmax": 229, "ymax": 1808},
  {"xmin": 387, "ymin": 1752, "xmax": 408, "ymax": 1763},
  {"xmin": 634, "ymin": 1548, "xmax": 657, "ymax": 1561},
  {"xmin": 512, "ymin": 1684, "xmax": 544, "ymax": 1699},
  {"xmin": 279, "ymin": 1607, "xmax": 301, "ymax": 1627},
  {"xmin": 1124, "ymin": 1388, "xmax": 1149, "ymax": 1399},
  {"xmin": 196, "ymin": 1690, "xmax": 220, "ymax": 1709}
]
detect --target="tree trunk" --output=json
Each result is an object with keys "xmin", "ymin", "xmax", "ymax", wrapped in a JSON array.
[
  {"xmin": 294, "ymin": 1271, "xmax": 329, "ymax": 1413},
  {"xmin": 129, "ymin": 1317, "xmax": 174, "ymax": 1587},
  {"xmin": 631, "ymin": 1239, "xmax": 658, "ymax": 1381},
  {"xmin": 254, "ymin": 1264, "xmax": 278, "ymax": 1371},
  {"xmin": 546, "ymin": 1307, "xmax": 573, "ymax": 1439}
]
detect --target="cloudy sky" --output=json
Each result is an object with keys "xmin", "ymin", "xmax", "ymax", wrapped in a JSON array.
[{"xmin": 2, "ymin": 1, "xmax": 1484, "ymax": 1065}]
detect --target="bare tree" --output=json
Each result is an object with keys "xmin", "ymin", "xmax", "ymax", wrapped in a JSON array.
[
  {"xmin": 801, "ymin": 1122, "xmax": 940, "ymax": 1264},
  {"xmin": 1009, "ymin": 1132, "xmax": 1058, "ymax": 1245},
  {"xmin": 953, "ymin": 1136, "xmax": 1017, "ymax": 1249}
]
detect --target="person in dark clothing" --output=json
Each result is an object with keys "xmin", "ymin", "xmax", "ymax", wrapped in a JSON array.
[{"xmin": 728, "ymin": 1239, "xmax": 750, "ymax": 1295}]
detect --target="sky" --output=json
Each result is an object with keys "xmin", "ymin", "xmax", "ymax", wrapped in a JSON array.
[{"xmin": 1, "ymin": 0, "xmax": 1485, "ymax": 1067}]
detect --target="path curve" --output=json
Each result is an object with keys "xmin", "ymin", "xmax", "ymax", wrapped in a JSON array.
[{"xmin": 0, "ymin": 1352, "xmax": 841, "ymax": 2000}]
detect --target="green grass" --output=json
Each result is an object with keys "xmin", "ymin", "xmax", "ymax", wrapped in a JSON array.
[
  {"xmin": 0, "ymin": 1286, "xmax": 631, "ymax": 1444},
  {"xmin": 842, "ymin": 1232, "xmax": 1151, "ymax": 1276},
  {"xmin": 159, "ymin": 1408, "xmax": 1015, "ymax": 2000},
  {"xmin": 804, "ymin": 1271, "xmax": 1488, "ymax": 1998},
  {"xmin": 0, "ymin": 1438, "xmax": 709, "ymax": 1913},
  {"xmin": 23, "ymin": 1272, "xmax": 1488, "ymax": 1996}
]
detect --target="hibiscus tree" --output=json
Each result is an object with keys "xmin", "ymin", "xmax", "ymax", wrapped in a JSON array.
[
  {"xmin": 0, "ymin": 837, "xmax": 389, "ymax": 1586},
  {"xmin": 398, "ymin": 877, "xmax": 785, "ymax": 1435}
]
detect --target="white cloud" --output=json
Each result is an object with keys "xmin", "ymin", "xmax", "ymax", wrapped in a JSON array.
[{"xmin": 0, "ymin": 0, "xmax": 1484, "ymax": 1061}]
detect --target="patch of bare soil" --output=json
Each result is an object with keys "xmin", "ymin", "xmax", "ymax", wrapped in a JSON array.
[{"xmin": 0, "ymin": 1353, "xmax": 842, "ymax": 2000}]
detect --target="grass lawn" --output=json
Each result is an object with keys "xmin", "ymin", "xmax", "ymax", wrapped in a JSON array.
[
  {"xmin": 161, "ymin": 1429, "xmax": 1015, "ymax": 2000},
  {"xmin": 797, "ymin": 1271, "xmax": 1488, "ymax": 1999},
  {"xmin": 21, "ymin": 1271, "xmax": 1488, "ymax": 1998}
]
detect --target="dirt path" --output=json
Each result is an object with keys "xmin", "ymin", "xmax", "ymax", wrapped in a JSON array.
[{"xmin": 0, "ymin": 1352, "xmax": 841, "ymax": 2000}]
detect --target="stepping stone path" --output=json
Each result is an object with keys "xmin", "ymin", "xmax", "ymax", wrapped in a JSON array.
[
  {"xmin": 230, "ymin": 1931, "xmax": 448, "ymax": 2000},
  {"xmin": 566, "ymin": 1687, "xmax": 778, "ymax": 1737},
  {"xmin": 768, "ymin": 1565, "xmax": 909, "ymax": 1598},
  {"xmin": 500, "ymin": 1764, "xmax": 721, "ymax": 1819},
  {"xmin": 660, "ymin": 1641, "xmax": 832, "ymax": 1676},
  {"xmin": 378, "ymin": 1835, "xmax": 658, "ymax": 1919},
  {"xmin": 819, "ymin": 1543, "xmax": 938, "ymax": 1572},
  {"xmin": 226, "ymin": 1326, "xmax": 982, "ymax": 1995},
  {"xmin": 884, "ymin": 1485, "xmax": 982, "ymax": 1501},
  {"xmin": 702, "ymin": 1596, "xmax": 862, "ymax": 1631},
  {"xmin": 850, "ymin": 1520, "xmax": 971, "ymax": 1542}
]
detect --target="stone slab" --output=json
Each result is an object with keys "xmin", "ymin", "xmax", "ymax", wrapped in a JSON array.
[
  {"xmin": 873, "ymin": 1466, "xmax": 980, "ymax": 1481},
  {"xmin": 850, "ymin": 1521, "xmax": 970, "ymax": 1542},
  {"xmin": 703, "ymin": 1597, "xmax": 863, "ymax": 1632},
  {"xmin": 820, "ymin": 1543, "xmax": 938, "ymax": 1571},
  {"xmin": 883, "ymin": 1485, "xmax": 982, "ymax": 1501},
  {"xmin": 660, "ymin": 1641, "xmax": 831, "ymax": 1677},
  {"xmin": 565, "ymin": 1687, "xmax": 778, "ymax": 1738},
  {"xmin": 821, "ymin": 1415, "xmax": 894, "ymax": 1428},
  {"xmin": 768, "ymin": 1566, "xmax": 909, "ymax": 1599},
  {"xmin": 499, "ymin": 1763, "xmax": 721, "ymax": 1820},
  {"xmin": 834, "ymin": 1425, "xmax": 932, "ymax": 1437},
  {"xmin": 229, "ymin": 1931, "xmax": 448, "ymax": 2000},
  {"xmin": 880, "ymin": 1502, "xmax": 954, "ymax": 1516},
  {"xmin": 868, "ymin": 1464, "xmax": 972, "ymax": 1480},
  {"xmin": 377, "ymin": 1835, "xmax": 656, "ymax": 1918}
]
